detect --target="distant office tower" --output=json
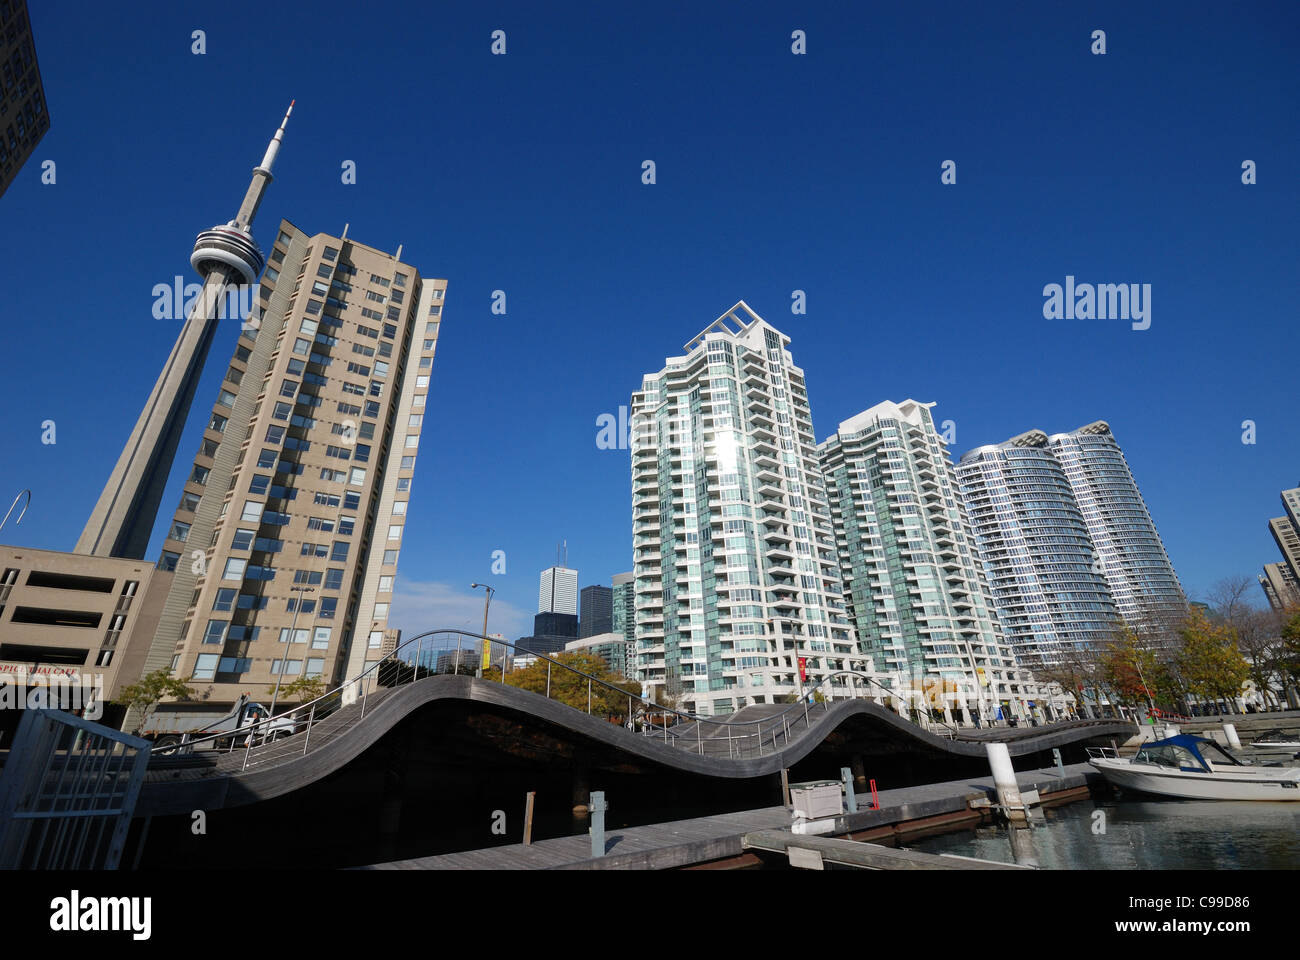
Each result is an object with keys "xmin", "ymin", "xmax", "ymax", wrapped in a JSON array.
[
  {"xmin": 819, "ymin": 401, "xmax": 1027, "ymax": 711},
  {"xmin": 1047, "ymin": 423, "xmax": 1185, "ymax": 630},
  {"xmin": 956, "ymin": 431, "xmax": 1122, "ymax": 669},
  {"xmin": 631, "ymin": 302, "xmax": 855, "ymax": 717},
  {"xmin": 0, "ymin": 0, "xmax": 49, "ymax": 198},
  {"xmin": 519, "ymin": 609, "xmax": 578, "ymax": 656},
  {"xmin": 611, "ymin": 571, "xmax": 635, "ymax": 645},
  {"xmin": 136, "ymin": 221, "xmax": 446, "ymax": 706},
  {"xmin": 538, "ymin": 566, "xmax": 578, "ymax": 616},
  {"xmin": 1260, "ymin": 562, "xmax": 1300, "ymax": 612},
  {"xmin": 579, "ymin": 584, "xmax": 613, "ymax": 637}
]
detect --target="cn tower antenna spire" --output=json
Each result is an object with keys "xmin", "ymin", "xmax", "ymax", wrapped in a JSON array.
[
  {"xmin": 234, "ymin": 100, "xmax": 295, "ymax": 229},
  {"xmin": 76, "ymin": 103, "xmax": 296, "ymax": 559}
]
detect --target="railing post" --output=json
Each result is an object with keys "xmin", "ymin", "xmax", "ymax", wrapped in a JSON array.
[
  {"xmin": 361, "ymin": 684, "xmax": 368, "ymax": 720},
  {"xmin": 728, "ymin": 725, "xmax": 734, "ymax": 758},
  {"xmin": 547, "ymin": 662, "xmax": 552, "ymax": 699},
  {"xmin": 455, "ymin": 635, "xmax": 462, "ymax": 674},
  {"xmin": 587, "ymin": 677, "xmax": 592, "ymax": 715},
  {"xmin": 242, "ymin": 731, "xmax": 252, "ymax": 771},
  {"xmin": 302, "ymin": 702, "xmax": 316, "ymax": 756},
  {"xmin": 697, "ymin": 719, "xmax": 703, "ymax": 755}
]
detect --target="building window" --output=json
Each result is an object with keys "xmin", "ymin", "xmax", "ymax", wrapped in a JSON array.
[
  {"xmin": 312, "ymin": 627, "xmax": 332, "ymax": 649},
  {"xmin": 169, "ymin": 521, "xmax": 191, "ymax": 542},
  {"xmin": 349, "ymin": 468, "xmax": 366, "ymax": 486},
  {"xmin": 324, "ymin": 568, "xmax": 344, "ymax": 590},
  {"xmin": 400, "ymin": 456, "xmax": 415, "ymax": 470},
  {"xmin": 374, "ymin": 602, "xmax": 389, "ymax": 618},
  {"xmin": 222, "ymin": 558, "xmax": 247, "ymax": 581},
  {"xmin": 158, "ymin": 552, "xmax": 179, "ymax": 572},
  {"xmin": 212, "ymin": 588, "xmax": 236, "ymax": 612},
  {"xmin": 202, "ymin": 620, "xmax": 227, "ymax": 645},
  {"xmin": 331, "ymin": 541, "xmax": 350, "ymax": 562},
  {"xmin": 392, "ymin": 501, "xmax": 407, "ymax": 515},
  {"xmin": 320, "ymin": 597, "xmax": 338, "ymax": 619},
  {"xmin": 306, "ymin": 658, "xmax": 326, "ymax": 677},
  {"xmin": 387, "ymin": 525, "xmax": 403, "ymax": 540},
  {"xmin": 378, "ymin": 576, "xmax": 393, "ymax": 593},
  {"xmin": 216, "ymin": 389, "xmax": 237, "ymax": 408},
  {"xmin": 404, "ymin": 435, "xmax": 419, "ymax": 449},
  {"xmin": 383, "ymin": 550, "xmax": 398, "ymax": 565},
  {"xmin": 240, "ymin": 501, "xmax": 263, "ymax": 523},
  {"xmin": 193, "ymin": 654, "xmax": 219, "ymax": 680},
  {"xmin": 191, "ymin": 466, "xmax": 210, "ymax": 484}
]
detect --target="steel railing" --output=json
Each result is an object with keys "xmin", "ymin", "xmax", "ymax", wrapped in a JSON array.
[{"xmin": 149, "ymin": 628, "xmax": 1084, "ymax": 771}]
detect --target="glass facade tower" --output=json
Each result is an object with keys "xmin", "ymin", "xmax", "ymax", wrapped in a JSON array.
[
  {"xmin": 956, "ymin": 431, "xmax": 1121, "ymax": 669},
  {"xmin": 630, "ymin": 302, "xmax": 855, "ymax": 717}
]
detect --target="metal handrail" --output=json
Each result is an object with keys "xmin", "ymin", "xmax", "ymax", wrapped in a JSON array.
[
  {"xmin": 0, "ymin": 489, "xmax": 30, "ymax": 534},
  {"xmin": 149, "ymin": 628, "xmax": 1089, "ymax": 767}
]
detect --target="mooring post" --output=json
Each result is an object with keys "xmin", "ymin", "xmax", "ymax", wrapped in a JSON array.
[
  {"xmin": 1223, "ymin": 723, "xmax": 1242, "ymax": 749},
  {"xmin": 840, "ymin": 766, "xmax": 858, "ymax": 813},
  {"xmin": 986, "ymin": 742, "xmax": 1027, "ymax": 823},
  {"xmin": 780, "ymin": 768, "xmax": 791, "ymax": 808},
  {"xmin": 589, "ymin": 790, "xmax": 608, "ymax": 858},
  {"xmin": 1052, "ymin": 747, "xmax": 1065, "ymax": 777},
  {"xmin": 523, "ymin": 791, "xmax": 536, "ymax": 846}
]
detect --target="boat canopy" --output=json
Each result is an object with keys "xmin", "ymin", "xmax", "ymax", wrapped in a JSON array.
[{"xmin": 1135, "ymin": 734, "xmax": 1242, "ymax": 773}]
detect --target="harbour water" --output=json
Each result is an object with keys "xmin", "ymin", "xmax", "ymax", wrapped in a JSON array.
[{"xmin": 906, "ymin": 798, "xmax": 1300, "ymax": 869}]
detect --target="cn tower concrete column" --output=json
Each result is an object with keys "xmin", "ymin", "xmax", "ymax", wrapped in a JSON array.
[{"xmin": 76, "ymin": 264, "xmax": 237, "ymax": 559}]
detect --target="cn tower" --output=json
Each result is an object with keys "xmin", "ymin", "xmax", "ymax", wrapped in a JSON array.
[{"xmin": 76, "ymin": 103, "xmax": 294, "ymax": 559}]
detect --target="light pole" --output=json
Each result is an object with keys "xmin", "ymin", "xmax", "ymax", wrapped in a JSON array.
[
  {"xmin": 269, "ymin": 585, "xmax": 314, "ymax": 719},
  {"xmin": 470, "ymin": 583, "xmax": 496, "ymax": 679}
]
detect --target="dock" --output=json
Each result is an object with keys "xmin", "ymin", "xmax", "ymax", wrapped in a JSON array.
[{"xmin": 358, "ymin": 761, "xmax": 1099, "ymax": 870}]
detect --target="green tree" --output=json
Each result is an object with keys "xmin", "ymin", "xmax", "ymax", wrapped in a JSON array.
[
  {"xmin": 277, "ymin": 674, "xmax": 326, "ymax": 704},
  {"xmin": 504, "ymin": 652, "xmax": 642, "ymax": 717},
  {"xmin": 1177, "ymin": 607, "xmax": 1251, "ymax": 713},
  {"xmin": 114, "ymin": 668, "xmax": 195, "ymax": 734}
]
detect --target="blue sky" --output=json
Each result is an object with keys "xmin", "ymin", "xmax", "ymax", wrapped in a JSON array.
[{"xmin": 1, "ymin": 0, "xmax": 1297, "ymax": 643}]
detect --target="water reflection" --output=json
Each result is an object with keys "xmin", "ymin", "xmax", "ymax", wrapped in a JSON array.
[{"xmin": 908, "ymin": 799, "xmax": 1300, "ymax": 869}]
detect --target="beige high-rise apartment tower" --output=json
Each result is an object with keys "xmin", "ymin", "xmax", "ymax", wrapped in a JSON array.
[{"xmin": 138, "ymin": 224, "xmax": 446, "ymax": 710}]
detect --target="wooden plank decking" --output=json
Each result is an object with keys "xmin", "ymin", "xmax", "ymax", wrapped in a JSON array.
[{"xmin": 359, "ymin": 762, "xmax": 1098, "ymax": 870}]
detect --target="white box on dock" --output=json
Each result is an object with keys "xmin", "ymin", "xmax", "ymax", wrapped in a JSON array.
[{"xmin": 790, "ymin": 780, "xmax": 843, "ymax": 820}]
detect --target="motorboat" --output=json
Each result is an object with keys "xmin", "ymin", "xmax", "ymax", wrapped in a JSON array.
[
  {"xmin": 1248, "ymin": 729, "xmax": 1300, "ymax": 750},
  {"xmin": 1088, "ymin": 734, "xmax": 1300, "ymax": 801}
]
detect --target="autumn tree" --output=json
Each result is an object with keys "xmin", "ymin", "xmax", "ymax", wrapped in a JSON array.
[
  {"xmin": 1176, "ymin": 607, "xmax": 1251, "ymax": 714},
  {"xmin": 503, "ymin": 652, "xmax": 642, "ymax": 717},
  {"xmin": 1101, "ymin": 625, "xmax": 1178, "ymax": 712}
]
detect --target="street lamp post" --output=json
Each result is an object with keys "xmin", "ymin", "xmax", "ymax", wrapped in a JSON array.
[
  {"xmin": 470, "ymin": 583, "xmax": 496, "ymax": 680},
  {"xmin": 269, "ymin": 585, "xmax": 315, "ymax": 721}
]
